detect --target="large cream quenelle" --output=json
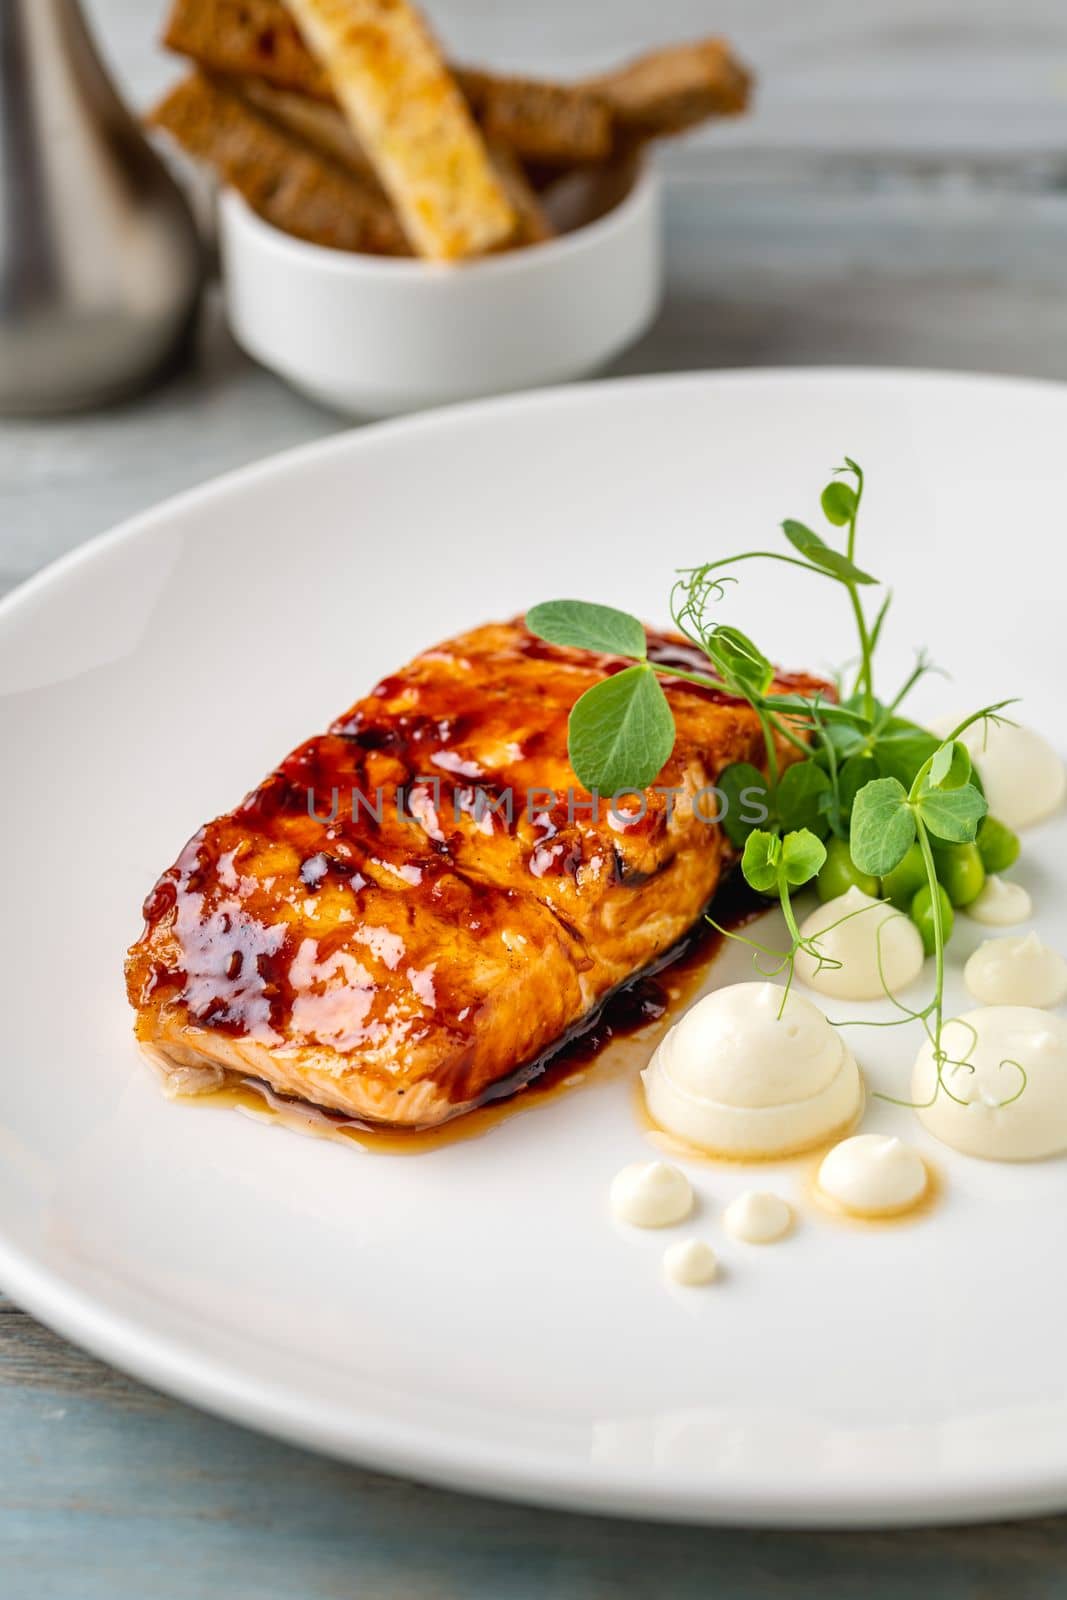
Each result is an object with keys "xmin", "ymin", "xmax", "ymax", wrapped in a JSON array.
[
  {"xmin": 642, "ymin": 982, "xmax": 863, "ymax": 1158},
  {"xmin": 912, "ymin": 1007, "xmax": 1067, "ymax": 1160},
  {"xmin": 795, "ymin": 887, "xmax": 925, "ymax": 1001},
  {"xmin": 932, "ymin": 717, "xmax": 1066, "ymax": 830}
]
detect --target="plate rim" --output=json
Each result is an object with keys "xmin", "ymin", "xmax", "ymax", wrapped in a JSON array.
[
  {"xmin": 4, "ymin": 362, "xmax": 1064, "ymax": 630},
  {"xmin": 5, "ymin": 364, "xmax": 1067, "ymax": 1528}
]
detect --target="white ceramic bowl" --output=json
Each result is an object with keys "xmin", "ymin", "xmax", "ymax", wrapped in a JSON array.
[{"xmin": 219, "ymin": 162, "xmax": 662, "ymax": 417}]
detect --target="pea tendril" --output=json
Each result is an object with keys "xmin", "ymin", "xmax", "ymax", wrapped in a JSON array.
[{"xmin": 525, "ymin": 458, "xmax": 1024, "ymax": 1106}]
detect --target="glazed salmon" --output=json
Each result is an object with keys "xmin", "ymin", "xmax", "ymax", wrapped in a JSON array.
[{"xmin": 126, "ymin": 620, "xmax": 826, "ymax": 1127}]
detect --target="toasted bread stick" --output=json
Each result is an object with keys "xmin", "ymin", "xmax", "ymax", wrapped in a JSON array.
[
  {"xmin": 164, "ymin": 0, "xmax": 334, "ymax": 100},
  {"xmin": 235, "ymin": 78, "xmax": 554, "ymax": 247},
  {"xmin": 150, "ymin": 72, "xmax": 410, "ymax": 254},
  {"xmin": 236, "ymin": 76, "xmax": 376, "ymax": 179},
  {"xmin": 277, "ymin": 0, "xmax": 515, "ymax": 260},
  {"xmin": 163, "ymin": 0, "xmax": 613, "ymax": 168},
  {"xmin": 484, "ymin": 139, "xmax": 555, "ymax": 246},
  {"xmin": 454, "ymin": 68, "xmax": 613, "ymax": 166},
  {"xmin": 586, "ymin": 38, "xmax": 751, "ymax": 138}
]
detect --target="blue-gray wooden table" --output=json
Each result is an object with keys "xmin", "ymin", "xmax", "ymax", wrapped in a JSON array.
[{"xmin": 6, "ymin": 2, "xmax": 1067, "ymax": 1592}]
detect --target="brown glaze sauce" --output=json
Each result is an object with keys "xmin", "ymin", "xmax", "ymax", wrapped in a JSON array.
[
  {"xmin": 179, "ymin": 870, "xmax": 761, "ymax": 1154},
  {"xmin": 131, "ymin": 619, "xmax": 837, "ymax": 1138},
  {"xmin": 134, "ymin": 623, "xmax": 758, "ymax": 1075}
]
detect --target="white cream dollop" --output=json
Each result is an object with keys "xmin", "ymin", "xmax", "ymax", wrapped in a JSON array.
[
  {"xmin": 663, "ymin": 1239, "xmax": 718, "ymax": 1286},
  {"xmin": 964, "ymin": 933, "xmax": 1067, "ymax": 1009},
  {"xmin": 609, "ymin": 1161, "xmax": 693, "ymax": 1227},
  {"xmin": 817, "ymin": 1134, "xmax": 928, "ymax": 1216},
  {"xmin": 913, "ymin": 1007, "xmax": 1067, "ymax": 1161},
  {"xmin": 932, "ymin": 718, "xmax": 1066, "ymax": 830},
  {"xmin": 966, "ymin": 875, "xmax": 1032, "ymax": 927},
  {"xmin": 722, "ymin": 1190, "xmax": 793, "ymax": 1244},
  {"xmin": 795, "ymin": 887, "xmax": 925, "ymax": 1001},
  {"xmin": 641, "ymin": 981, "xmax": 862, "ymax": 1158}
]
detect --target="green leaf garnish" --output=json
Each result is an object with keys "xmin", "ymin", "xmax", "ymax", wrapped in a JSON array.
[
  {"xmin": 819, "ymin": 719, "xmax": 870, "ymax": 764},
  {"xmin": 927, "ymin": 739, "xmax": 971, "ymax": 791},
  {"xmin": 915, "ymin": 782, "xmax": 987, "ymax": 844},
  {"xmin": 870, "ymin": 723, "xmax": 940, "ymax": 789},
  {"xmin": 740, "ymin": 829, "xmax": 781, "ymax": 895},
  {"xmin": 838, "ymin": 751, "xmax": 880, "ymax": 818},
  {"xmin": 566, "ymin": 665, "xmax": 674, "ymax": 793},
  {"xmin": 781, "ymin": 518, "xmax": 830, "ymax": 558},
  {"xmin": 741, "ymin": 826, "xmax": 825, "ymax": 896},
  {"xmin": 704, "ymin": 625, "xmax": 774, "ymax": 699},
  {"xmin": 850, "ymin": 776, "xmax": 917, "ymax": 875},
  {"xmin": 821, "ymin": 481, "xmax": 857, "ymax": 526},
  {"xmin": 780, "ymin": 519, "xmax": 878, "ymax": 586},
  {"xmin": 781, "ymin": 828, "xmax": 827, "ymax": 886},
  {"xmin": 928, "ymin": 743, "xmax": 952, "ymax": 787},
  {"xmin": 718, "ymin": 762, "xmax": 771, "ymax": 848},
  {"xmin": 776, "ymin": 760, "xmax": 831, "ymax": 837},
  {"xmin": 526, "ymin": 600, "xmax": 647, "ymax": 660}
]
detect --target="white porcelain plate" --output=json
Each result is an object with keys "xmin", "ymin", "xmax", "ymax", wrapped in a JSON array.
[{"xmin": 2, "ymin": 371, "xmax": 1066, "ymax": 1527}]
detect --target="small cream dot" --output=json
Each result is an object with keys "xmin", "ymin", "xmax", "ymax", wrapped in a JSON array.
[{"xmin": 663, "ymin": 1239, "xmax": 718, "ymax": 1286}]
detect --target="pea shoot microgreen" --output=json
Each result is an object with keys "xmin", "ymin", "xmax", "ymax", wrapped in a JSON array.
[
  {"xmin": 525, "ymin": 460, "xmax": 1023, "ymax": 1101},
  {"xmin": 564, "ymin": 664, "xmax": 675, "ymax": 795},
  {"xmin": 730, "ymin": 827, "xmax": 831, "ymax": 1005}
]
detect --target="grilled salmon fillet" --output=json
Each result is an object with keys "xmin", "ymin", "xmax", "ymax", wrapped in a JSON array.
[{"xmin": 126, "ymin": 620, "xmax": 827, "ymax": 1128}]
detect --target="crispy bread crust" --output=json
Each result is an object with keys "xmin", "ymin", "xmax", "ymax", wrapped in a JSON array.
[
  {"xmin": 161, "ymin": 0, "xmax": 751, "ymax": 164},
  {"xmin": 455, "ymin": 67, "xmax": 613, "ymax": 166},
  {"xmin": 151, "ymin": 72, "xmax": 410, "ymax": 254},
  {"xmin": 587, "ymin": 38, "xmax": 752, "ymax": 137},
  {"xmin": 164, "ymin": 0, "xmax": 335, "ymax": 99},
  {"xmin": 276, "ymin": 0, "xmax": 516, "ymax": 260}
]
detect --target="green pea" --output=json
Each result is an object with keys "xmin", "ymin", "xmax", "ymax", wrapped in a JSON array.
[
  {"xmin": 910, "ymin": 882, "xmax": 955, "ymax": 957},
  {"xmin": 881, "ymin": 842, "xmax": 927, "ymax": 910},
  {"xmin": 933, "ymin": 842, "xmax": 986, "ymax": 908},
  {"xmin": 977, "ymin": 815, "xmax": 1020, "ymax": 874},
  {"xmin": 817, "ymin": 836, "xmax": 880, "ymax": 903}
]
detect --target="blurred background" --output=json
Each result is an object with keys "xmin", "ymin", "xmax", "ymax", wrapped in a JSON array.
[
  {"xmin": 89, "ymin": 0, "xmax": 1067, "ymax": 161},
  {"xmin": 70, "ymin": 0, "xmax": 1067, "ymax": 385},
  {"xmin": 6, "ymin": 1, "xmax": 1067, "ymax": 586},
  {"xmin": 11, "ymin": 0, "xmax": 1066, "ymax": 598}
]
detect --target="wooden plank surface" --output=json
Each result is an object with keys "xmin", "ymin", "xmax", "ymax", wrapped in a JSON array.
[{"xmin": 6, "ymin": 1, "xmax": 1067, "ymax": 1591}]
